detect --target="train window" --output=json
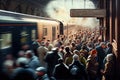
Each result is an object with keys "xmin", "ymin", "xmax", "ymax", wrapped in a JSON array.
[
  {"xmin": 20, "ymin": 31, "xmax": 29, "ymax": 44},
  {"xmin": 31, "ymin": 30, "xmax": 36, "ymax": 41},
  {"xmin": 0, "ymin": 33, "xmax": 12, "ymax": 49},
  {"xmin": 43, "ymin": 28, "xmax": 47, "ymax": 36},
  {"xmin": 52, "ymin": 27, "xmax": 56, "ymax": 41}
]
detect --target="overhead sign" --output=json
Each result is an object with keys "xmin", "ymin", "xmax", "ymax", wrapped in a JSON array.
[{"xmin": 70, "ymin": 9, "xmax": 106, "ymax": 17}]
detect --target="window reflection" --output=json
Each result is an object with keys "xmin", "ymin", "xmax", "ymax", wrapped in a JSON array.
[{"xmin": 0, "ymin": 33, "xmax": 12, "ymax": 49}]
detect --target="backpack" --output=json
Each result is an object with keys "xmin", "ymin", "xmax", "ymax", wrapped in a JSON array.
[{"xmin": 70, "ymin": 65, "xmax": 79, "ymax": 75}]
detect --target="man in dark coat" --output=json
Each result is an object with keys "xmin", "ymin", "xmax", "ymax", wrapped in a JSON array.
[
  {"xmin": 11, "ymin": 57, "xmax": 36, "ymax": 80},
  {"xmin": 53, "ymin": 58, "xmax": 69, "ymax": 80},
  {"xmin": 95, "ymin": 42, "xmax": 106, "ymax": 80},
  {"xmin": 44, "ymin": 47, "xmax": 60, "ymax": 78},
  {"xmin": 69, "ymin": 54, "xmax": 88, "ymax": 80}
]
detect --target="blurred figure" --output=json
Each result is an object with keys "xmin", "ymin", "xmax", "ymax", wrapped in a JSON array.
[
  {"xmin": 2, "ymin": 60, "xmax": 15, "ymax": 80},
  {"xmin": 25, "ymin": 50, "xmax": 41, "ymax": 70},
  {"xmin": 106, "ymin": 42, "xmax": 113, "ymax": 55},
  {"xmin": 53, "ymin": 58, "xmax": 69, "ymax": 80},
  {"xmin": 102, "ymin": 54, "xmax": 115, "ymax": 80},
  {"xmin": 17, "ymin": 50, "xmax": 25, "ymax": 58},
  {"xmin": 69, "ymin": 54, "xmax": 88, "ymax": 80},
  {"xmin": 95, "ymin": 42, "xmax": 106, "ymax": 80},
  {"xmin": 58, "ymin": 45, "xmax": 65, "ymax": 59},
  {"xmin": 80, "ymin": 45, "xmax": 89, "ymax": 59},
  {"xmin": 47, "ymin": 44, "xmax": 54, "ymax": 51},
  {"xmin": 21, "ymin": 44, "xmax": 30, "ymax": 52},
  {"xmin": 64, "ymin": 46, "xmax": 73, "ymax": 66},
  {"xmin": 37, "ymin": 41, "xmax": 48, "ymax": 67},
  {"xmin": 32, "ymin": 39, "xmax": 40, "ymax": 57},
  {"xmin": 73, "ymin": 50, "xmax": 86, "ymax": 67},
  {"xmin": 44, "ymin": 47, "xmax": 60, "ymax": 78},
  {"xmin": 86, "ymin": 49, "xmax": 99, "ymax": 80},
  {"xmin": 36, "ymin": 67, "xmax": 50, "ymax": 80},
  {"xmin": 12, "ymin": 57, "xmax": 36, "ymax": 80}
]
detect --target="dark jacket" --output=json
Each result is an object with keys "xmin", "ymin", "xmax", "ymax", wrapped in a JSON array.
[
  {"xmin": 53, "ymin": 63, "xmax": 69, "ymax": 80},
  {"xmin": 12, "ymin": 67, "xmax": 36, "ymax": 80},
  {"xmin": 69, "ymin": 61, "xmax": 88, "ymax": 80},
  {"xmin": 96, "ymin": 46, "xmax": 106, "ymax": 69},
  {"xmin": 86, "ymin": 55, "xmax": 99, "ymax": 80},
  {"xmin": 44, "ymin": 51, "xmax": 60, "ymax": 77}
]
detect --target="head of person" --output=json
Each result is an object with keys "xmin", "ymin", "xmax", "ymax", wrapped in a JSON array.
[
  {"xmin": 48, "ymin": 44, "xmax": 53, "ymax": 51},
  {"xmin": 100, "ymin": 42, "xmax": 106, "ymax": 49},
  {"xmin": 21, "ymin": 44, "xmax": 30, "ymax": 51},
  {"xmin": 16, "ymin": 57, "xmax": 29, "ymax": 67},
  {"xmin": 106, "ymin": 54, "xmax": 114, "ymax": 62},
  {"xmin": 25, "ymin": 50, "xmax": 34, "ymax": 59},
  {"xmin": 73, "ymin": 54, "xmax": 79, "ymax": 61},
  {"xmin": 36, "ymin": 67, "xmax": 47, "ymax": 77},
  {"xmin": 52, "ymin": 47, "xmax": 59, "ymax": 53},
  {"xmin": 90, "ymin": 49, "xmax": 97, "ymax": 57},
  {"xmin": 3, "ymin": 60, "xmax": 14, "ymax": 73},
  {"xmin": 18, "ymin": 50, "xmax": 25, "ymax": 57},
  {"xmin": 65, "ymin": 46, "xmax": 70, "ymax": 52},
  {"xmin": 107, "ymin": 42, "xmax": 112, "ymax": 48},
  {"xmin": 73, "ymin": 50, "xmax": 79, "ymax": 55}
]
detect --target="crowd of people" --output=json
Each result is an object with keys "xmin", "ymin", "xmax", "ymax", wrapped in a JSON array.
[{"xmin": 0, "ymin": 28, "xmax": 116, "ymax": 80}]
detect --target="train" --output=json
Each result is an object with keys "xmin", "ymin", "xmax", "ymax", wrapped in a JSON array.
[{"xmin": 0, "ymin": 10, "xmax": 64, "ymax": 56}]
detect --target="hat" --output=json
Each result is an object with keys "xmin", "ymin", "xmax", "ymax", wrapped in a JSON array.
[
  {"xmin": 91, "ymin": 49, "xmax": 97, "ymax": 55},
  {"xmin": 36, "ymin": 67, "xmax": 47, "ymax": 73},
  {"xmin": 52, "ymin": 47, "xmax": 58, "ymax": 51}
]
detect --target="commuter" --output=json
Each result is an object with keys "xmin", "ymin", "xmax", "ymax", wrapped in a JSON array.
[
  {"xmin": 44, "ymin": 47, "xmax": 60, "ymax": 78},
  {"xmin": 80, "ymin": 45, "xmax": 89, "ymax": 59},
  {"xmin": 32, "ymin": 39, "xmax": 41, "ymax": 57},
  {"xmin": 69, "ymin": 54, "xmax": 88, "ymax": 80},
  {"xmin": 21, "ymin": 44, "xmax": 30, "ymax": 52},
  {"xmin": 2, "ymin": 60, "xmax": 15, "ymax": 80},
  {"xmin": 102, "ymin": 54, "xmax": 115, "ymax": 80},
  {"xmin": 76, "ymin": 39, "xmax": 82, "ymax": 51},
  {"xmin": 45, "ymin": 40, "xmax": 50, "ymax": 48},
  {"xmin": 47, "ymin": 43, "xmax": 54, "ymax": 51},
  {"xmin": 70, "ymin": 42, "xmax": 76, "ymax": 52},
  {"xmin": 25, "ymin": 50, "xmax": 41, "ymax": 70},
  {"xmin": 17, "ymin": 50, "xmax": 25, "ymax": 57},
  {"xmin": 36, "ymin": 67, "xmax": 50, "ymax": 80},
  {"xmin": 58, "ymin": 45, "xmax": 65, "ymax": 59},
  {"xmin": 53, "ymin": 58, "xmax": 69, "ymax": 80},
  {"xmin": 73, "ymin": 50, "xmax": 86, "ymax": 67},
  {"xmin": 95, "ymin": 42, "xmax": 106, "ymax": 80},
  {"xmin": 64, "ymin": 46, "xmax": 73, "ymax": 66},
  {"xmin": 37, "ymin": 41, "xmax": 48, "ymax": 67},
  {"xmin": 86, "ymin": 49, "xmax": 99, "ymax": 80},
  {"xmin": 12, "ymin": 57, "xmax": 36, "ymax": 80},
  {"xmin": 105, "ymin": 42, "xmax": 113, "ymax": 55}
]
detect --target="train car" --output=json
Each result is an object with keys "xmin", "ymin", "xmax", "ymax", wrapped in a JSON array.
[{"xmin": 0, "ymin": 10, "xmax": 63, "ymax": 56}]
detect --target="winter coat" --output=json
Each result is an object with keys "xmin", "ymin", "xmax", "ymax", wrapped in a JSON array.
[
  {"xmin": 69, "ymin": 61, "xmax": 88, "ymax": 80},
  {"xmin": 86, "ymin": 55, "xmax": 99, "ymax": 79},
  {"xmin": 53, "ymin": 63, "xmax": 69, "ymax": 80}
]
